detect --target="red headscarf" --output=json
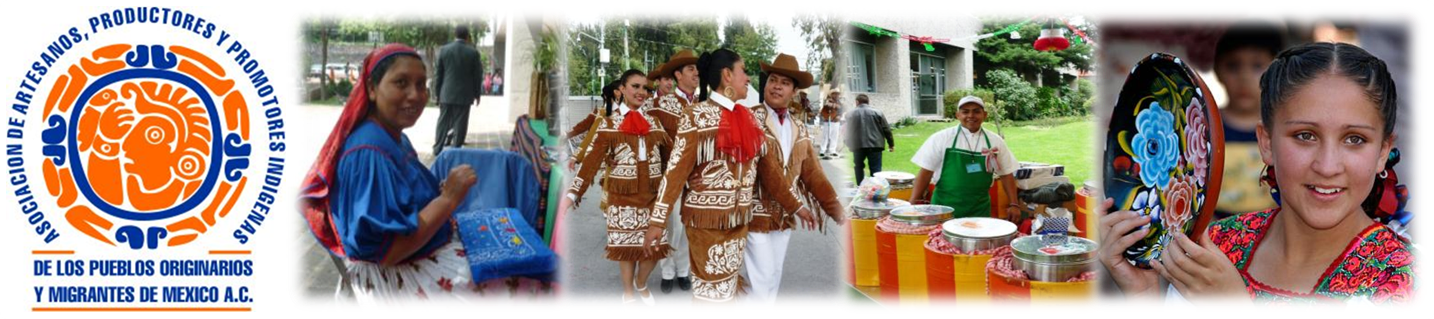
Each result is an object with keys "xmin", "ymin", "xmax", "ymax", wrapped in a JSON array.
[{"xmin": 300, "ymin": 44, "xmax": 419, "ymax": 257}]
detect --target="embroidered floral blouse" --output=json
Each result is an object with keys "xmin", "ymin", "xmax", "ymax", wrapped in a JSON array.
[{"xmin": 1206, "ymin": 208, "xmax": 1416, "ymax": 304}]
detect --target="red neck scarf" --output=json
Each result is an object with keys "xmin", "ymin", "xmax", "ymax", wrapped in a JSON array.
[
  {"xmin": 772, "ymin": 107, "xmax": 788, "ymax": 124},
  {"xmin": 717, "ymin": 103, "xmax": 764, "ymax": 162},
  {"xmin": 619, "ymin": 109, "xmax": 650, "ymax": 136},
  {"xmin": 300, "ymin": 44, "xmax": 419, "ymax": 257}
]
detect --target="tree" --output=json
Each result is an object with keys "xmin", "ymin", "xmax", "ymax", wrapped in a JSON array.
[
  {"xmin": 372, "ymin": 13, "xmax": 490, "ymax": 71},
  {"xmin": 722, "ymin": 13, "xmax": 757, "ymax": 48},
  {"xmin": 300, "ymin": 19, "xmax": 335, "ymax": 100},
  {"xmin": 793, "ymin": 14, "xmax": 842, "ymax": 86},
  {"xmin": 974, "ymin": 18, "xmax": 1094, "ymax": 88},
  {"xmin": 566, "ymin": 16, "xmax": 724, "ymax": 96},
  {"xmin": 630, "ymin": 13, "xmax": 679, "ymax": 69},
  {"xmin": 722, "ymin": 15, "xmax": 779, "ymax": 81},
  {"xmin": 667, "ymin": 17, "xmax": 722, "ymax": 53},
  {"xmin": 565, "ymin": 22, "xmax": 603, "ymax": 96}
]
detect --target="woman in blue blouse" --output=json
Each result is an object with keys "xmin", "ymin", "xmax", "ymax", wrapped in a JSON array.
[{"xmin": 301, "ymin": 44, "xmax": 484, "ymax": 300}]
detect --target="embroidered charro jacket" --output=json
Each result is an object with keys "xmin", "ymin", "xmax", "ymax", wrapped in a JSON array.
[
  {"xmin": 649, "ymin": 94, "xmax": 805, "ymax": 230},
  {"xmin": 747, "ymin": 104, "xmax": 843, "ymax": 232}
]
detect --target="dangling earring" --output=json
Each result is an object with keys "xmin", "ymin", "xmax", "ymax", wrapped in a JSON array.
[
  {"xmin": 1260, "ymin": 165, "xmax": 1282, "ymax": 206},
  {"xmin": 724, "ymin": 86, "xmax": 735, "ymax": 99}
]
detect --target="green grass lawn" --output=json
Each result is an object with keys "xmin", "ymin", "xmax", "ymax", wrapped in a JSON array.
[{"xmin": 848, "ymin": 116, "xmax": 1094, "ymax": 186}]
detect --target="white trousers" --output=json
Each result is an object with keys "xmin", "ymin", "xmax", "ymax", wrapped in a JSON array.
[
  {"xmin": 743, "ymin": 229, "xmax": 792, "ymax": 304},
  {"xmin": 659, "ymin": 205, "xmax": 690, "ymax": 279},
  {"xmin": 821, "ymin": 121, "xmax": 842, "ymax": 154}
]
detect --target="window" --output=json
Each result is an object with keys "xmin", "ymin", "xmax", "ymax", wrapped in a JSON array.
[{"xmin": 846, "ymin": 41, "xmax": 876, "ymax": 93}]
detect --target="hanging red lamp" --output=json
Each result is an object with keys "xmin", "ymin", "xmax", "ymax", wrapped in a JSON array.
[{"xmin": 1033, "ymin": 28, "xmax": 1070, "ymax": 51}]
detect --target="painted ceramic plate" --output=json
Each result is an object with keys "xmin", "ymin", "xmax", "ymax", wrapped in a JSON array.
[{"xmin": 1103, "ymin": 53, "xmax": 1225, "ymax": 268}]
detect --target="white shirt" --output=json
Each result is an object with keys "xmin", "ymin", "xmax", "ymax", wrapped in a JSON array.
[
  {"xmin": 911, "ymin": 126, "xmax": 1018, "ymax": 184},
  {"xmin": 710, "ymin": 91, "xmax": 737, "ymax": 111},
  {"xmin": 676, "ymin": 87, "xmax": 695, "ymax": 104},
  {"xmin": 615, "ymin": 102, "xmax": 647, "ymax": 161},
  {"xmin": 764, "ymin": 104, "xmax": 794, "ymax": 165}
]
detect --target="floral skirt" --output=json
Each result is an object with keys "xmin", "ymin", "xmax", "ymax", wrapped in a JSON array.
[
  {"xmin": 346, "ymin": 237, "xmax": 551, "ymax": 302},
  {"xmin": 688, "ymin": 225, "xmax": 750, "ymax": 303},
  {"xmin": 603, "ymin": 203, "xmax": 670, "ymax": 261}
]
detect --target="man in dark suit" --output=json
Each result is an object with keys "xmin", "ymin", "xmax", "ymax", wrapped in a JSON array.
[{"xmin": 433, "ymin": 25, "xmax": 484, "ymax": 155}]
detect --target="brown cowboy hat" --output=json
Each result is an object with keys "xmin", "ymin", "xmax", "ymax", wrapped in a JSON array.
[
  {"xmin": 647, "ymin": 62, "xmax": 668, "ymax": 81},
  {"xmin": 656, "ymin": 49, "xmax": 698, "ymax": 79},
  {"xmin": 760, "ymin": 53, "xmax": 814, "ymax": 89}
]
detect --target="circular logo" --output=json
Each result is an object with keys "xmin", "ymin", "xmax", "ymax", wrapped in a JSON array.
[{"xmin": 40, "ymin": 44, "xmax": 251, "ymax": 249}]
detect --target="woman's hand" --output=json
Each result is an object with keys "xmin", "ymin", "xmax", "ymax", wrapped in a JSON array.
[
  {"xmin": 1005, "ymin": 204, "xmax": 1023, "ymax": 223},
  {"xmin": 1152, "ymin": 231, "xmax": 1250, "ymax": 303},
  {"xmin": 441, "ymin": 164, "xmax": 478, "ymax": 199},
  {"xmin": 794, "ymin": 206, "xmax": 818, "ymax": 230},
  {"xmin": 1098, "ymin": 198, "xmax": 1161, "ymax": 299},
  {"xmin": 643, "ymin": 226, "xmax": 665, "ymax": 255}
]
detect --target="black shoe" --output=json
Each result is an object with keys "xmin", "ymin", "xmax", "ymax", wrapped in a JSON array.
[
  {"xmin": 677, "ymin": 276, "xmax": 692, "ymax": 291},
  {"xmin": 660, "ymin": 278, "xmax": 674, "ymax": 294}
]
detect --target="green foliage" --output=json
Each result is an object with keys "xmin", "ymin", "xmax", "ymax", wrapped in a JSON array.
[
  {"xmin": 1036, "ymin": 86, "xmax": 1063, "ymax": 118},
  {"xmin": 893, "ymin": 116, "xmax": 919, "ymax": 129},
  {"xmin": 973, "ymin": 18, "xmax": 1094, "ymax": 87},
  {"xmin": 734, "ymin": 19, "xmax": 780, "ymax": 78},
  {"xmin": 722, "ymin": 13, "xmax": 757, "ymax": 48},
  {"xmin": 793, "ymin": 14, "xmax": 841, "ymax": 85},
  {"xmin": 533, "ymin": 27, "xmax": 559, "ymax": 73},
  {"xmin": 328, "ymin": 78, "xmax": 353, "ymax": 99},
  {"xmin": 986, "ymin": 69, "xmax": 1039, "ymax": 121}
]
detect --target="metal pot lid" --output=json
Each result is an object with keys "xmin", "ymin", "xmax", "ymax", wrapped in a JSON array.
[
  {"xmin": 1011, "ymin": 235, "xmax": 1098, "ymax": 264},
  {"xmin": 889, "ymin": 204, "xmax": 955, "ymax": 225},
  {"xmin": 851, "ymin": 198, "xmax": 909, "ymax": 211},
  {"xmin": 942, "ymin": 218, "xmax": 1017, "ymax": 239},
  {"xmin": 874, "ymin": 171, "xmax": 916, "ymax": 184}
]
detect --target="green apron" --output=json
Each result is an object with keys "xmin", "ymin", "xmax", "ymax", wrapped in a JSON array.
[{"xmin": 931, "ymin": 129, "xmax": 993, "ymax": 218}]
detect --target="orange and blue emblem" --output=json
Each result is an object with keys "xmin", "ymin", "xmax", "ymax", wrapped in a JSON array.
[{"xmin": 39, "ymin": 44, "xmax": 251, "ymax": 249}]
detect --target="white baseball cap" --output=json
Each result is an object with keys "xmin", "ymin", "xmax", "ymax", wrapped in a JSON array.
[{"xmin": 957, "ymin": 96, "xmax": 986, "ymax": 109}]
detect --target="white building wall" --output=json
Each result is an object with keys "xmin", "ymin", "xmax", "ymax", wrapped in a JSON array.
[{"xmin": 848, "ymin": 15, "xmax": 981, "ymax": 122}]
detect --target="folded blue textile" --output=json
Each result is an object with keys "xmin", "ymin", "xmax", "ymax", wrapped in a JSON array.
[{"xmin": 453, "ymin": 207, "xmax": 558, "ymax": 283}]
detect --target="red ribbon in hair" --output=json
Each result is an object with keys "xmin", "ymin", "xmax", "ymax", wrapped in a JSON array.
[
  {"xmin": 619, "ymin": 110, "xmax": 650, "ymax": 136},
  {"xmin": 299, "ymin": 43, "xmax": 419, "ymax": 258},
  {"xmin": 717, "ymin": 104, "xmax": 764, "ymax": 162}
]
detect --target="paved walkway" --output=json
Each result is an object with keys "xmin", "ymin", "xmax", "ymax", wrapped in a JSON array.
[{"xmin": 562, "ymin": 122, "xmax": 856, "ymax": 304}]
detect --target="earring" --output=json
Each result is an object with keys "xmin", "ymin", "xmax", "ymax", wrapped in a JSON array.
[
  {"xmin": 1260, "ymin": 165, "xmax": 1282, "ymax": 206},
  {"xmin": 724, "ymin": 86, "xmax": 734, "ymax": 99}
]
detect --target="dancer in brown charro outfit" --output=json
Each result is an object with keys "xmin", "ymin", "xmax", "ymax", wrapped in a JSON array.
[
  {"xmin": 818, "ymin": 89, "xmax": 845, "ymax": 159},
  {"xmin": 568, "ymin": 69, "xmax": 670, "ymax": 305},
  {"xmin": 646, "ymin": 50, "xmax": 702, "ymax": 293},
  {"xmin": 744, "ymin": 53, "xmax": 847, "ymax": 303},
  {"xmin": 642, "ymin": 49, "xmax": 812, "ymax": 303}
]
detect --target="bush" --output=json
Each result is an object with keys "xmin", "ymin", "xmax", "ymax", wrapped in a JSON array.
[
  {"xmin": 1036, "ymin": 87, "xmax": 1064, "ymax": 118},
  {"xmin": 893, "ymin": 116, "xmax": 919, "ymax": 129},
  {"xmin": 329, "ymin": 79, "xmax": 354, "ymax": 99},
  {"xmin": 1078, "ymin": 78, "xmax": 1095, "ymax": 102},
  {"xmin": 986, "ymin": 69, "xmax": 1039, "ymax": 121}
]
